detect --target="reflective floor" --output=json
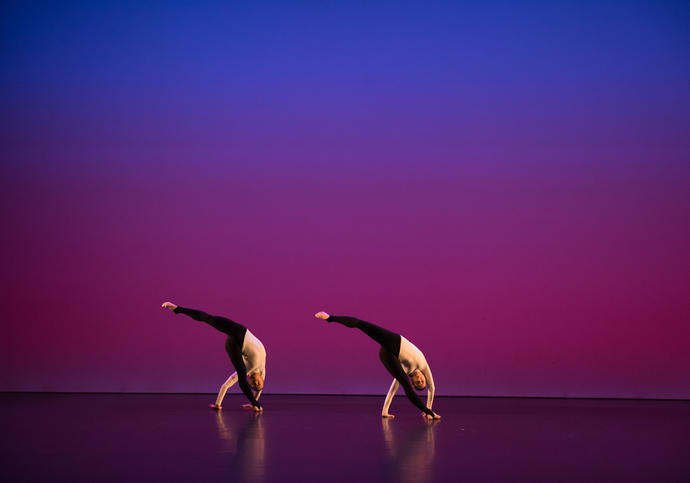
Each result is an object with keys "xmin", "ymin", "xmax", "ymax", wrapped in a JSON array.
[{"xmin": 1, "ymin": 394, "xmax": 689, "ymax": 482}]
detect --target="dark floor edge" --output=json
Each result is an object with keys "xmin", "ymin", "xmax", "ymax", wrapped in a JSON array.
[{"xmin": 1, "ymin": 391, "xmax": 688, "ymax": 402}]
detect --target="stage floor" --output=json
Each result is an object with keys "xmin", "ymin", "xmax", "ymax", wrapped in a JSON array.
[{"xmin": 1, "ymin": 394, "xmax": 689, "ymax": 482}]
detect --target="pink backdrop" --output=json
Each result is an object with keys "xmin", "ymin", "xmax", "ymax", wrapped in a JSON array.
[{"xmin": 2, "ymin": 1, "xmax": 689, "ymax": 397}]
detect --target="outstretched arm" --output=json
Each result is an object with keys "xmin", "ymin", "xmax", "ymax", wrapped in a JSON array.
[
  {"xmin": 382, "ymin": 379, "xmax": 400, "ymax": 418},
  {"xmin": 422, "ymin": 366, "xmax": 435, "ymax": 411},
  {"xmin": 256, "ymin": 369, "xmax": 265, "ymax": 400},
  {"xmin": 211, "ymin": 372, "xmax": 238, "ymax": 409}
]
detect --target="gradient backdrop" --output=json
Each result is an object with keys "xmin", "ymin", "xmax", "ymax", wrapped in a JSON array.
[{"xmin": 2, "ymin": 1, "xmax": 689, "ymax": 398}]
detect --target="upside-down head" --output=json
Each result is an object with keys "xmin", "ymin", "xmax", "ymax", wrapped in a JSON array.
[
  {"xmin": 410, "ymin": 370, "xmax": 426, "ymax": 391},
  {"xmin": 248, "ymin": 372, "xmax": 264, "ymax": 392}
]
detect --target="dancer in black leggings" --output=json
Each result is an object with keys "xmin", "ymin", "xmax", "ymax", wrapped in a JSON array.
[
  {"xmin": 162, "ymin": 302, "xmax": 266, "ymax": 412},
  {"xmin": 315, "ymin": 311, "xmax": 440, "ymax": 420}
]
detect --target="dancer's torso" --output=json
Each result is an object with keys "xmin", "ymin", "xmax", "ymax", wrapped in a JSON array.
[
  {"xmin": 398, "ymin": 336, "xmax": 427, "ymax": 375},
  {"xmin": 241, "ymin": 329, "xmax": 266, "ymax": 376}
]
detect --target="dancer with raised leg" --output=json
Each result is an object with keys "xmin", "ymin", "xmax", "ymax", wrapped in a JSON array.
[
  {"xmin": 315, "ymin": 311, "xmax": 440, "ymax": 420},
  {"xmin": 162, "ymin": 302, "xmax": 266, "ymax": 412}
]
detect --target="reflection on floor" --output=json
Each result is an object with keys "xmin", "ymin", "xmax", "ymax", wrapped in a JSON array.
[{"xmin": 2, "ymin": 394, "xmax": 689, "ymax": 482}]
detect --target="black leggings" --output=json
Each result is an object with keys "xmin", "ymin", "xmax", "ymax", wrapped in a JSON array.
[
  {"xmin": 174, "ymin": 306, "xmax": 260, "ymax": 408},
  {"xmin": 327, "ymin": 316, "xmax": 434, "ymax": 416}
]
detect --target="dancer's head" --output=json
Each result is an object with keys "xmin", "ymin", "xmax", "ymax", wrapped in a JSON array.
[
  {"xmin": 410, "ymin": 370, "xmax": 426, "ymax": 390},
  {"xmin": 248, "ymin": 373, "xmax": 264, "ymax": 391}
]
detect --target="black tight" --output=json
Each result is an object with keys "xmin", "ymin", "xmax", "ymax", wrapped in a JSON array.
[
  {"xmin": 327, "ymin": 316, "xmax": 434, "ymax": 416},
  {"xmin": 327, "ymin": 316, "xmax": 401, "ymax": 355},
  {"xmin": 173, "ymin": 306, "xmax": 247, "ymax": 344},
  {"xmin": 174, "ymin": 306, "xmax": 259, "ymax": 408}
]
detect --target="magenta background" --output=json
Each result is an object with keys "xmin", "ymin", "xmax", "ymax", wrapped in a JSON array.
[{"xmin": 2, "ymin": 1, "xmax": 689, "ymax": 397}]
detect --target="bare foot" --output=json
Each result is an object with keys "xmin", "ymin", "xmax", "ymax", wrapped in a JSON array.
[
  {"xmin": 315, "ymin": 311, "xmax": 330, "ymax": 320},
  {"xmin": 422, "ymin": 412, "xmax": 441, "ymax": 420},
  {"xmin": 162, "ymin": 301, "xmax": 178, "ymax": 311},
  {"xmin": 209, "ymin": 404, "xmax": 222, "ymax": 410},
  {"xmin": 382, "ymin": 413, "xmax": 395, "ymax": 419}
]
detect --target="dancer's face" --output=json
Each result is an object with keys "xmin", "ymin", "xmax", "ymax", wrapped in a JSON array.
[
  {"xmin": 248, "ymin": 373, "xmax": 264, "ymax": 391},
  {"xmin": 410, "ymin": 370, "xmax": 426, "ymax": 390}
]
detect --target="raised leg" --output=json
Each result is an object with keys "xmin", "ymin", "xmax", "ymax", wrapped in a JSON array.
[
  {"xmin": 173, "ymin": 305, "xmax": 246, "ymax": 341},
  {"xmin": 326, "ymin": 315, "xmax": 401, "ymax": 355}
]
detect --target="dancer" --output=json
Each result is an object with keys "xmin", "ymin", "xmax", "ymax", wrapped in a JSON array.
[
  {"xmin": 162, "ymin": 302, "xmax": 265, "ymax": 412},
  {"xmin": 315, "ymin": 311, "xmax": 440, "ymax": 420}
]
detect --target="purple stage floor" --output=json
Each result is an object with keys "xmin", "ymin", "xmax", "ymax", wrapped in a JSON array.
[{"xmin": 1, "ymin": 394, "xmax": 689, "ymax": 482}]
